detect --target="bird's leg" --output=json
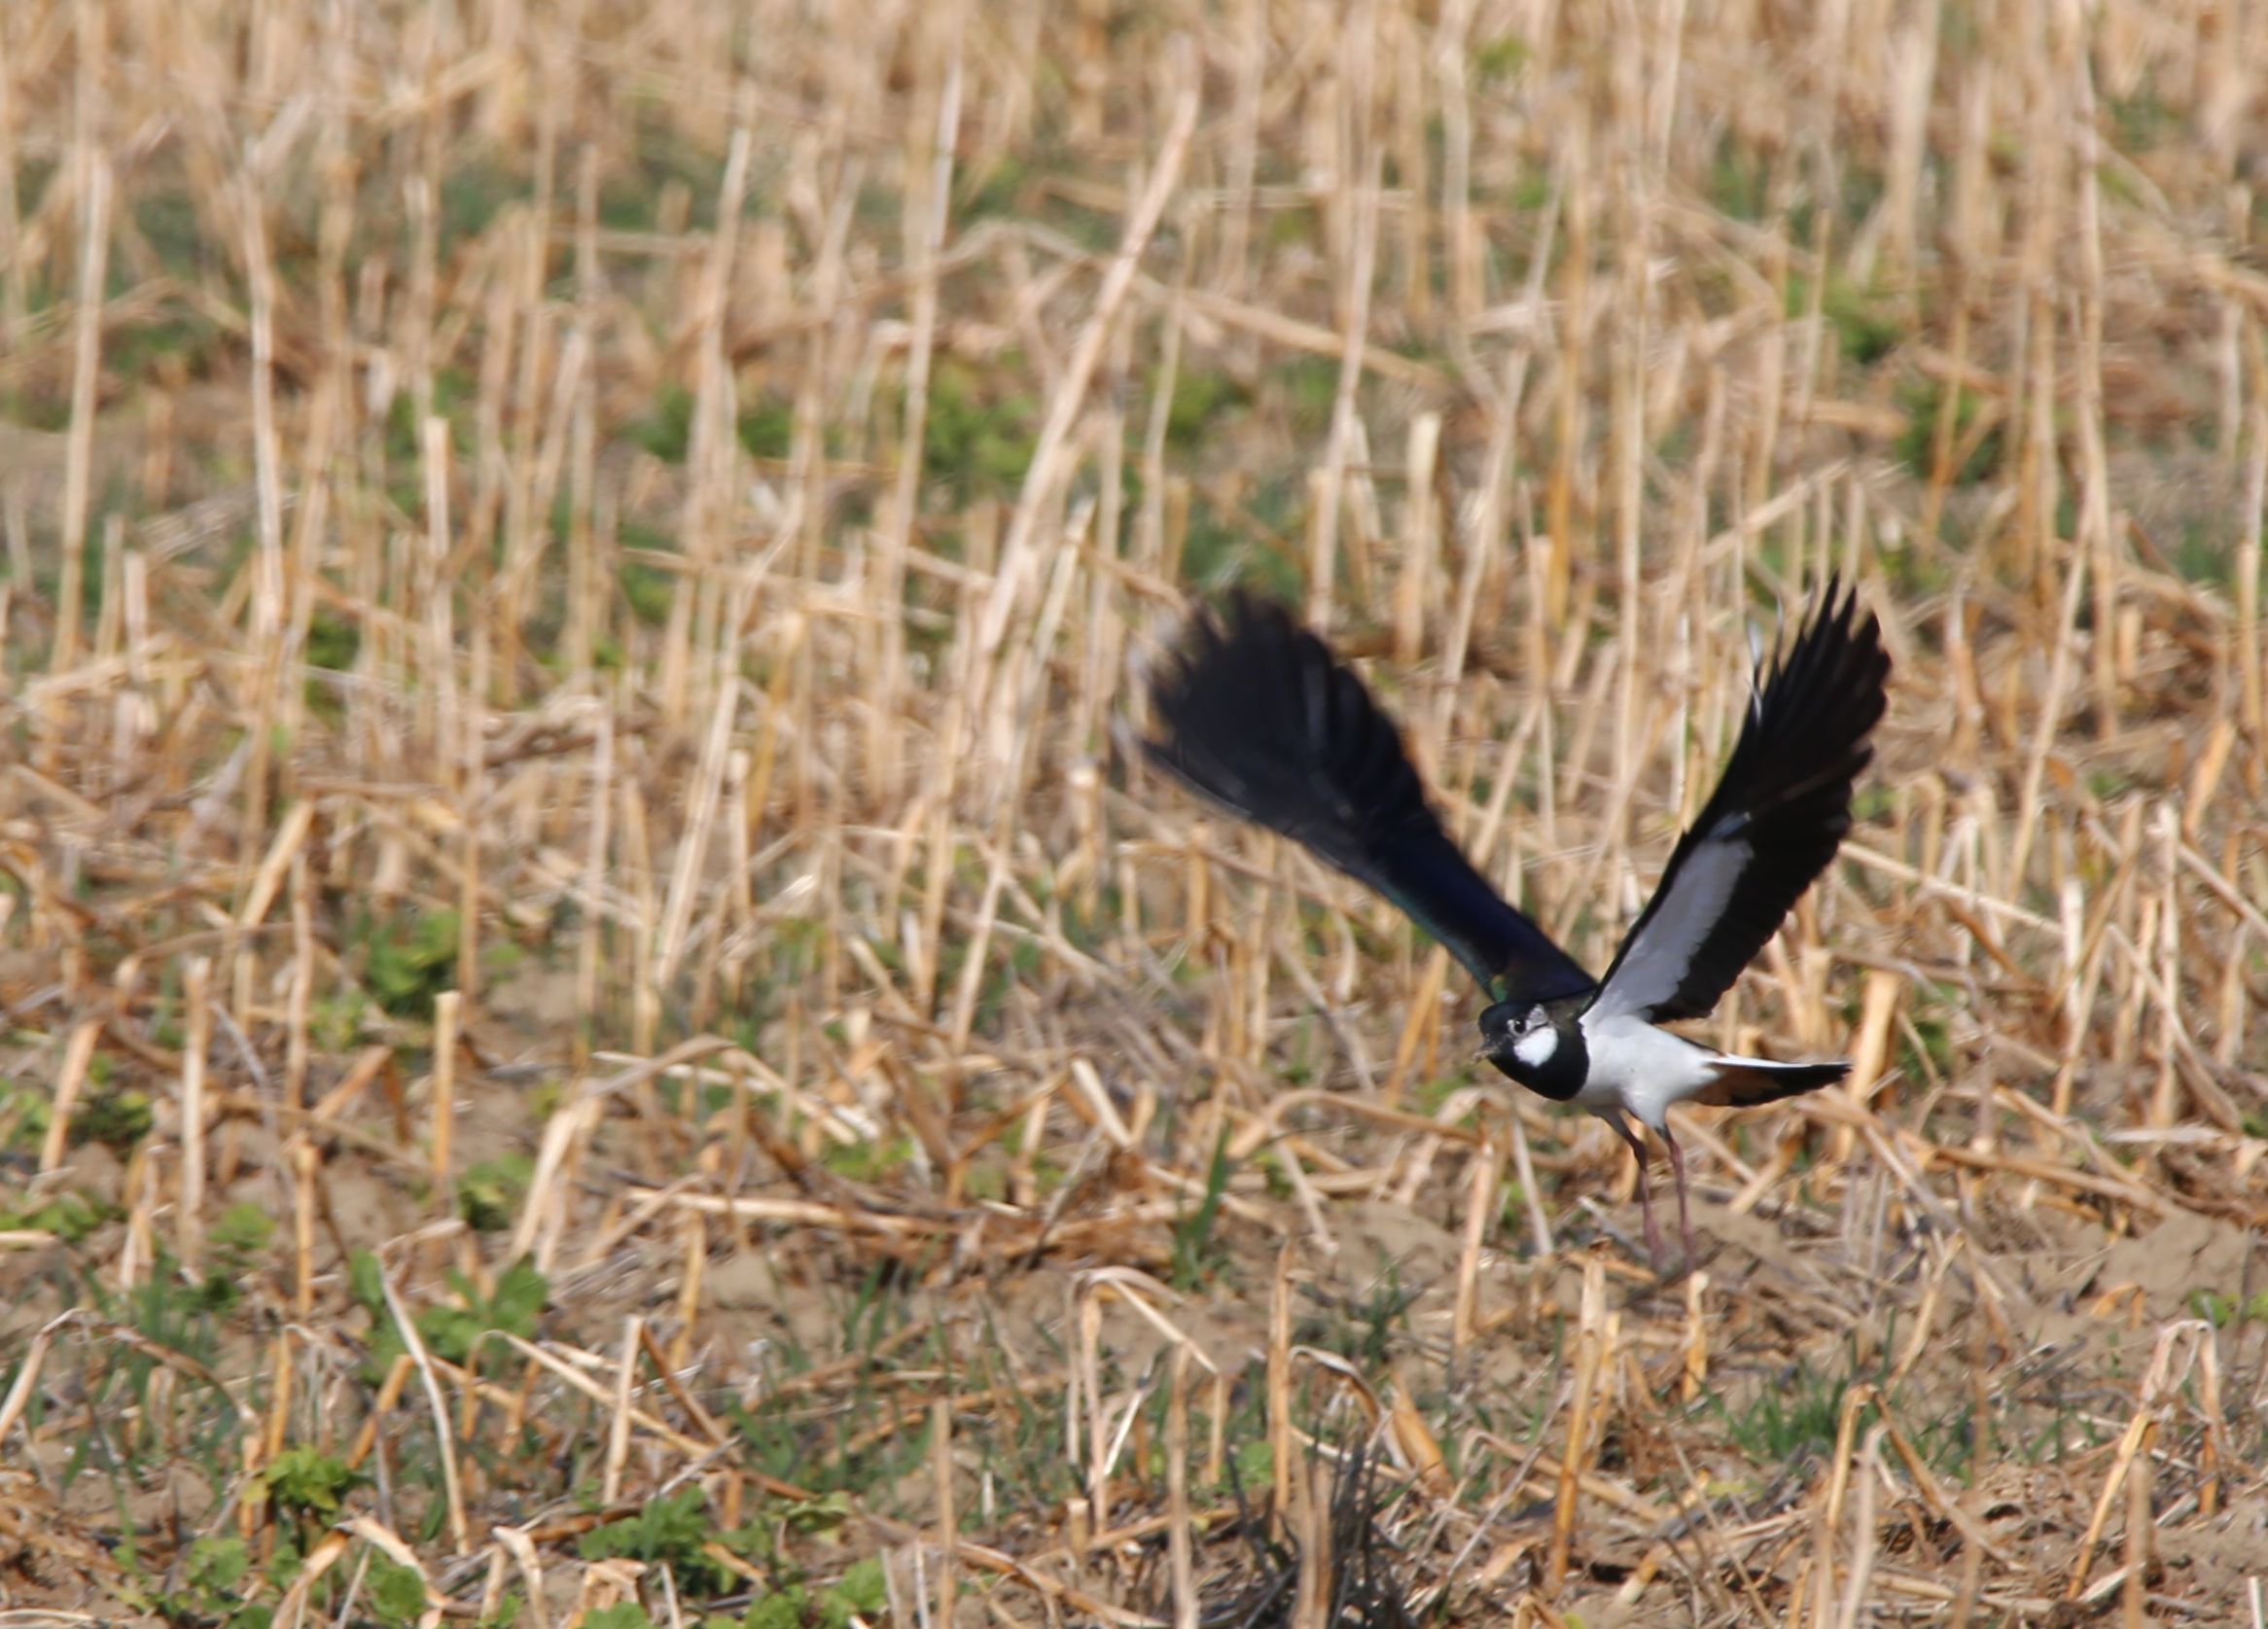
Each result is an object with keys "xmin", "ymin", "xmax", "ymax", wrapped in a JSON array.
[
  {"xmin": 1603, "ymin": 1113, "xmax": 1660, "ymax": 1267},
  {"xmin": 1661, "ymin": 1119, "xmax": 1696, "ymax": 1271}
]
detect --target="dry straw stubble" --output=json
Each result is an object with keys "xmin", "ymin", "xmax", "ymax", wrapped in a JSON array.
[{"xmin": 0, "ymin": 0, "xmax": 2265, "ymax": 1624}]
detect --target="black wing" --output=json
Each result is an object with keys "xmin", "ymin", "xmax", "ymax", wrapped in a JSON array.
[
  {"xmin": 1588, "ymin": 580, "xmax": 1890, "ymax": 1024},
  {"xmin": 1145, "ymin": 593, "xmax": 1595, "ymax": 1006}
]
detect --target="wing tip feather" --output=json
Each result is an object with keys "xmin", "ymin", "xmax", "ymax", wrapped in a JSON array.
[{"xmin": 1144, "ymin": 591, "xmax": 1596, "ymax": 1004}]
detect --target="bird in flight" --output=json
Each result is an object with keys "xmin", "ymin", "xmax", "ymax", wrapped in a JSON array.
[{"xmin": 1145, "ymin": 584, "xmax": 1891, "ymax": 1268}]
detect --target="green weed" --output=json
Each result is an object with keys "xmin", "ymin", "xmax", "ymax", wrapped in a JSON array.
[
  {"xmin": 349, "ymin": 1252, "xmax": 548, "ymax": 1383},
  {"xmin": 355, "ymin": 905, "xmax": 462, "ymax": 1021},
  {"xmin": 924, "ymin": 357, "xmax": 1039, "ymax": 497},
  {"xmin": 1162, "ymin": 365, "xmax": 1249, "ymax": 451},
  {"xmin": 1895, "ymin": 377, "xmax": 2004, "ymax": 485},
  {"xmin": 1787, "ymin": 271, "xmax": 1906, "ymax": 368},
  {"xmin": 630, "ymin": 384, "xmax": 697, "ymax": 464},
  {"xmin": 1171, "ymin": 1123, "xmax": 1237, "ymax": 1292},
  {"xmin": 367, "ymin": 1557, "xmax": 431, "ymax": 1626},
  {"xmin": 1, "ymin": 1188, "xmax": 119, "ymax": 1243},
  {"xmin": 459, "ymin": 1153, "xmax": 533, "ymax": 1232},
  {"xmin": 580, "ymin": 1486, "xmax": 743, "ymax": 1594},
  {"xmin": 152, "ymin": 1534, "xmax": 277, "ymax": 1629}
]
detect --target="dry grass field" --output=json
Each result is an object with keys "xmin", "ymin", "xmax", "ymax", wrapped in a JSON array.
[{"xmin": 2, "ymin": 0, "xmax": 2266, "ymax": 1623}]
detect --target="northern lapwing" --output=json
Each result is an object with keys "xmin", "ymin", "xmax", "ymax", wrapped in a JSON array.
[{"xmin": 1145, "ymin": 583, "xmax": 1891, "ymax": 1268}]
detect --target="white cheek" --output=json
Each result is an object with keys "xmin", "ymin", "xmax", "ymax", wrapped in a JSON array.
[{"xmin": 1512, "ymin": 1028, "xmax": 1558, "ymax": 1069}]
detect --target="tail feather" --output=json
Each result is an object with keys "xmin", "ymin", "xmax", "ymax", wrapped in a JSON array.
[{"xmin": 1696, "ymin": 1058, "xmax": 1847, "ymax": 1109}]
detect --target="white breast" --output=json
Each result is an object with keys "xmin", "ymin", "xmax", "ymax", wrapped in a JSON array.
[{"xmin": 1572, "ymin": 1010, "xmax": 1722, "ymax": 1129}]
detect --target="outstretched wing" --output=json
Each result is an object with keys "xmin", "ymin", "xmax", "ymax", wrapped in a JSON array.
[
  {"xmin": 1145, "ymin": 593, "xmax": 1595, "ymax": 1005},
  {"xmin": 1589, "ymin": 580, "xmax": 1891, "ymax": 1024}
]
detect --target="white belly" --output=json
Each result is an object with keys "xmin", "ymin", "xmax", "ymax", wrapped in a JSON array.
[{"xmin": 1572, "ymin": 1011, "xmax": 1721, "ymax": 1129}]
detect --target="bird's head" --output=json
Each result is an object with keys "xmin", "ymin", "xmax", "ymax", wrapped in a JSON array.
[{"xmin": 1478, "ymin": 1000, "xmax": 1586, "ymax": 1100}]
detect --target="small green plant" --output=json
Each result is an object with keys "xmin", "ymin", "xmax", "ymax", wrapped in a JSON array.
[
  {"xmin": 0, "ymin": 1079, "xmax": 52, "ymax": 1151},
  {"xmin": 739, "ymin": 1558, "xmax": 888, "ymax": 1629},
  {"xmin": 382, "ymin": 367, "xmax": 477, "ymax": 463},
  {"xmin": 305, "ymin": 988, "xmax": 364, "ymax": 1054},
  {"xmin": 619, "ymin": 559, "xmax": 679, "ymax": 626},
  {"xmin": 1162, "ymin": 365, "xmax": 1248, "ymax": 451},
  {"xmin": 458, "ymin": 1152, "xmax": 533, "ymax": 1231},
  {"xmin": 2168, "ymin": 517, "xmax": 2238, "ymax": 587},
  {"xmin": 1495, "ymin": 1178, "xmax": 1533, "ymax": 1239},
  {"xmin": 210, "ymin": 1202, "xmax": 275, "ymax": 1261},
  {"xmin": 818, "ymin": 1133, "xmax": 913, "ymax": 1184},
  {"xmin": 738, "ymin": 399, "xmax": 795, "ymax": 461},
  {"xmin": 2190, "ymin": 1289, "xmax": 2268, "ymax": 1328},
  {"xmin": 629, "ymin": 383, "xmax": 697, "ymax": 463},
  {"xmin": 1176, "ymin": 496, "xmax": 1302, "ymax": 601},
  {"xmin": 0, "ymin": 1188, "xmax": 118, "ymax": 1243},
  {"xmin": 302, "ymin": 616, "xmax": 360, "ymax": 722},
  {"xmin": 728, "ymin": 1385, "xmax": 938, "ymax": 1508},
  {"xmin": 1896, "ymin": 981, "xmax": 1960, "ymax": 1083},
  {"xmin": 1713, "ymin": 1358, "xmax": 1861, "ymax": 1464},
  {"xmin": 1707, "ymin": 140, "xmax": 1771, "ymax": 222},
  {"xmin": 1298, "ymin": 1266, "xmax": 1420, "ymax": 1371},
  {"xmin": 582, "ymin": 1607, "xmax": 658, "ymax": 1629},
  {"xmin": 185, "ymin": 1535, "xmax": 254, "ymax": 1595},
  {"xmin": 61, "ymin": 1243, "xmax": 247, "ymax": 1520},
  {"xmin": 109, "ymin": 309, "xmax": 225, "ymax": 381},
  {"xmin": 189, "ymin": 1201, "xmax": 278, "ymax": 1312},
  {"xmin": 305, "ymin": 611, "xmax": 361, "ymax": 672},
  {"xmin": 580, "ymin": 1487, "xmax": 742, "ymax": 1595},
  {"xmin": 1472, "ymin": 34, "xmax": 1529, "ymax": 79},
  {"xmin": 1411, "ymin": 1072, "xmax": 1475, "ymax": 1116},
  {"xmin": 74, "ymin": 1085, "xmax": 155, "ymax": 1151},
  {"xmin": 266, "ymin": 1444, "xmax": 363, "ymax": 1524},
  {"xmin": 357, "ymin": 906, "xmax": 461, "ymax": 1020},
  {"xmin": 437, "ymin": 155, "xmax": 527, "ymax": 247},
  {"xmin": 1277, "ymin": 354, "xmax": 1340, "ymax": 437},
  {"xmin": 1895, "ymin": 377, "xmax": 2004, "ymax": 485},
  {"xmin": 1170, "ymin": 1125, "xmax": 1235, "ymax": 1291},
  {"xmin": 923, "ymin": 357, "xmax": 1039, "ymax": 497},
  {"xmin": 350, "ymin": 1252, "xmax": 548, "ymax": 1382},
  {"xmin": 154, "ymin": 1534, "xmax": 277, "ymax": 1629},
  {"xmin": 1787, "ymin": 270, "xmax": 1905, "ymax": 368},
  {"xmin": 367, "ymin": 1557, "xmax": 430, "ymax": 1627},
  {"xmin": 960, "ymin": 154, "xmax": 1032, "ymax": 221}
]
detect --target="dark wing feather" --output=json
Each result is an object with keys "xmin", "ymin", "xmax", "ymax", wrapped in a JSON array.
[
  {"xmin": 1590, "ymin": 580, "xmax": 1891, "ymax": 1024},
  {"xmin": 1145, "ymin": 594, "xmax": 1594, "ymax": 1005}
]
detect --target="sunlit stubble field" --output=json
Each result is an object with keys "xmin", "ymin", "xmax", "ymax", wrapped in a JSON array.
[{"xmin": 1, "ymin": 0, "xmax": 2265, "ymax": 1624}]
